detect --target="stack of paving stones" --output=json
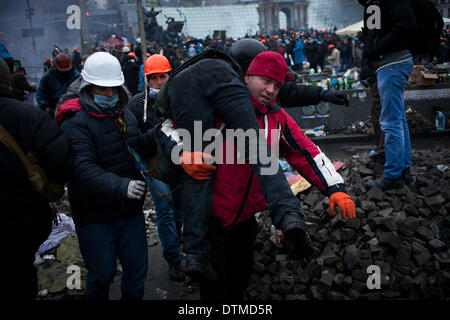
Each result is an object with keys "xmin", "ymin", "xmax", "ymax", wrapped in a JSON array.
[
  {"xmin": 244, "ymin": 149, "xmax": 450, "ymax": 300},
  {"xmin": 405, "ymin": 107, "xmax": 434, "ymax": 135},
  {"xmin": 341, "ymin": 108, "xmax": 434, "ymax": 136}
]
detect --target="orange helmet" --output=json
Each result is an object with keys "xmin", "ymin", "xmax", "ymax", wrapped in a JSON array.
[
  {"xmin": 54, "ymin": 53, "xmax": 72, "ymax": 72},
  {"xmin": 144, "ymin": 54, "xmax": 172, "ymax": 76},
  {"xmin": 328, "ymin": 44, "xmax": 335, "ymax": 50},
  {"xmin": 146, "ymin": 53, "xmax": 151, "ymax": 57},
  {"xmin": 128, "ymin": 52, "xmax": 136, "ymax": 58}
]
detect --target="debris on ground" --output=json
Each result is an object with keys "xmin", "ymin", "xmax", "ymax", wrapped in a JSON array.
[{"xmin": 244, "ymin": 148, "xmax": 450, "ymax": 300}]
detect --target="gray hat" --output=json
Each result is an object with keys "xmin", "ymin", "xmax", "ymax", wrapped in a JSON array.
[{"xmin": 0, "ymin": 57, "xmax": 11, "ymax": 88}]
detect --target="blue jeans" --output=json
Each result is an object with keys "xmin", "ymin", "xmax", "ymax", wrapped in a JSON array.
[
  {"xmin": 76, "ymin": 213, "xmax": 148, "ymax": 300},
  {"xmin": 147, "ymin": 178, "xmax": 183, "ymax": 264},
  {"xmin": 376, "ymin": 59, "xmax": 414, "ymax": 179},
  {"xmin": 332, "ymin": 66, "xmax": 339, "ymax": 74},
  {"xmin": 340, "ymin": 56, "xmax": 350, "ymax": 72}
]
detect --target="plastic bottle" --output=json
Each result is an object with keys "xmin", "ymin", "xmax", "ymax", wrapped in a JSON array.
[
  {"xmin": 348, "ymin": 78, "xmax": 353, "ymax": 89},
  {"xmin": 435, "ymin": 111, "xmax": 446, "ymax": 130},
  {"xmin": 324, "ymin": 122, "xmax": 329, "ymax": 135}
]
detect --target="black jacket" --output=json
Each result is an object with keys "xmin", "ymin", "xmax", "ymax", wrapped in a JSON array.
[
  {"xmin": 59, "ymin": 82, "xmax": 156, "ymax": 226},
  {"xmin": 127, "ymin": 92, "xmax": 160, "ymax": 133},
  {"xmin": 278, "ymin": 81, "xmax": 323, "ymax": 108},
  {"xmin": 123, "ymin": 60, "xmax": 140, "ymax": 90},
  {"xmin": 359, "ymin": 0, "xmax": 417, "ymax": 78},
  {"xmin": 0, "ymin": 86, "xmax": 71, "ymax": 218}
]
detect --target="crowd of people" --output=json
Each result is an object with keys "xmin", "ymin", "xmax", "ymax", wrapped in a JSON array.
[{"xmin": 1, "ymin": 0, "xmax": 449, "ymax": 301}]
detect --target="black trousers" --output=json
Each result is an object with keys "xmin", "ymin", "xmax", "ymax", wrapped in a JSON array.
[
  {"xmin": 199, "ymin": 216, "xmax": 259, "ymax": 301},
  {"xmin": 0, "ymin": 211, "xmax": 52, "ymax": 300}
]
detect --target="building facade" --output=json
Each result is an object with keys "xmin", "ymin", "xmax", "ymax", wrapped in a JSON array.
[
  {"xmin": 257, "ymin": 0, "xmax": 309, "ymax": 35},
  {"xmin": 434, "ymin": 0, "xmax": 450, "ymax": 18}
]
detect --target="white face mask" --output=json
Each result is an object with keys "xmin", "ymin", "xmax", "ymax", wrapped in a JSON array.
[{"xmin": 149, "ymin": 87, "xmax": 160, "ymax": 99}]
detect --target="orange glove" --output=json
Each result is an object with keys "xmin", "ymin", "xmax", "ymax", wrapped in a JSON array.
[
  {"xmin": 179, "ymin": 151, "xmax": 216, "ymax": 180},
  {"xmin": 329, "ymin": 192, "xmax": 356, "ymax": 219}
]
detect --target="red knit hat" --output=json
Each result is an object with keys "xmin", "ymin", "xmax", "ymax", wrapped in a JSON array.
[{"xmin": 246, "ymin": 51, "xmax": 288, "ymax": 86}]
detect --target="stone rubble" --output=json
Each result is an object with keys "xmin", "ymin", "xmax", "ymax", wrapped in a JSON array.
[{"xmin": 244, "ymin": 148, "xmax": 450, "ymax": 300}]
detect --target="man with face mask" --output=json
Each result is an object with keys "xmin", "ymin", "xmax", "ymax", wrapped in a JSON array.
[
  {"xmin": 127, "ymin": 54, "xmax": 185, "ymax": 282},
  {"xmin": 55, "ymin": 52, "xmax": 157, "ymax": 300},
  {"xmin": 36, "ymin": 53, "xmax": 79, "ymax": 118}
]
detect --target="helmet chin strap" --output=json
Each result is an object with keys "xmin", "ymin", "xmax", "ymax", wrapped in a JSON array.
[{"xmin": 144, "ymin": 76, "xmax": 148, "ymax": 122}]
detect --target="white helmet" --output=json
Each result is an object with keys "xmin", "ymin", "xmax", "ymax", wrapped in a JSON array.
[
  {"xmin": 122, "ymin": 46, "xmax": 130, "ymax": 53},
  {"xmin": 81, "ymin": 52, "xmax": 124, "ymax": 87}
]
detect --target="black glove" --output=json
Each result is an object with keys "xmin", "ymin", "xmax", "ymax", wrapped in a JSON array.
[
  {"xmin": 283, "ymin": 228, "xmax": 314, "ymax": 260},
  {"xmin": 320, "ymin": 90, "xmax": 350, "ymax": 106}
]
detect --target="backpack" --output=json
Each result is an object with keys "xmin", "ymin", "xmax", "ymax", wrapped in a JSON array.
[
  {"xmin": 0, "ymin": 123, "xmax": 65, "ymax": 202},
  {"xmin": 408, "ymin": 0, "xmax": 444, "ymax": 55}
]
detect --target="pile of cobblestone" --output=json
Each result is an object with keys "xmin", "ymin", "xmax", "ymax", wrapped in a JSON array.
[{"xmin": 244, "ymin": 149, "xmax": 450, "ymax": 300}]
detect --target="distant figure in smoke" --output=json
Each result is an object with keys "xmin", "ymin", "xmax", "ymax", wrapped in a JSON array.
[
  {"xmin": 43, "ymin": 58, "xmax": 52, "ymax": 72},
  {"xmin": 122, "ymin": 53, "xmax": 140, "ymax": 96},
  {"xmin": 36, "ymin": 53, "xmax": 79, "ymax": 118},
  {"xmin": 52, "ymin": 45, "xmax": 61, "ymax": 58},
  {"xmin": 10, "ymin": 66, "xmax": 36, "ymax": 102},
  {"xmin": 72, "ymin": 48, "xmax": 82, "ymax": 73}
]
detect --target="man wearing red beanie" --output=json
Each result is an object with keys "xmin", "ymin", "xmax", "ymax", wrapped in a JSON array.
[{"xmin": 199, "ymin": 51, "xmax": 356, "ymax": 300}]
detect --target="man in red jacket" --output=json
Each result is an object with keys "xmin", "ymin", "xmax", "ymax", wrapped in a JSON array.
[{"xmin": 199, "ymin": 51, "xmax": 356, "ymax": 300}]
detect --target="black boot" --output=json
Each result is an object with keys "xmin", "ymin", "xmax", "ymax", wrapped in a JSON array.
[
  {"xmin": 365, "ymin": 176, "xmax": 404, "ymax": 191},
  {"xmin": 168, "ymin": 261, "xmax": 185, "ymax": 282},
  {"xmin": 402, "ymin": 167, "xmax": 413, "ymax": 185},
  {"xmin": 185, "ymin": 256, "xmax": 217, "ymax": 282}
]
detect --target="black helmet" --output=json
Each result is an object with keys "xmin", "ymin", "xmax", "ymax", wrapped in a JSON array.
[{"xmin": 229, "ymin": 38, "xmax": 267, "ymax": 73}]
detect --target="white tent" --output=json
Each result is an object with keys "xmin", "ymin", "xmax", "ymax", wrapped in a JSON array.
[
  {"xmin": 444, "ymin": 17, "xmax": 450, "ymax": 27},
  {"xmin": 335, "ymin": 20, "xmax": 363, "ymax": 36}
]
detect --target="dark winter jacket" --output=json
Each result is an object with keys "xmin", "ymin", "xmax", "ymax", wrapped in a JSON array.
[
  {"xmin": 278, "ymin": 80, "xmax": 323, "ymax": 108},
  {"xmin": 123, "ymin": 59, "xmax": 140, "ymax": 93},
  {"xmin": 0, "ymin": 86, "xmax": 71, "ymax": 218},
  {"xmin": 359, "ymin": 0, "xmax": 417, "ymax": 78},
  {"xmin": 72, "ymin": 52, "xmax": 82, "ymax": 73},
  {"xmin": 36, "ymin": 68, "xmax": 80, "ymax": 115},
  {"xmin": 57, "ymin": 80, "xmax": 156, "ymax": 226},
  {"xmin": 10, "ymin": 72, "xmax": 35, "ymax": 101},
  {"xmin": 127, "ymin": 92, "xmax": 160, "ymax": 133},
  {"xmin": 56, "ymin": 76, "xmax": 82, "ymax": 111},
  {"xmin": 304, "ymin": 42, "xmax": 320, "ymax": 66}
]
